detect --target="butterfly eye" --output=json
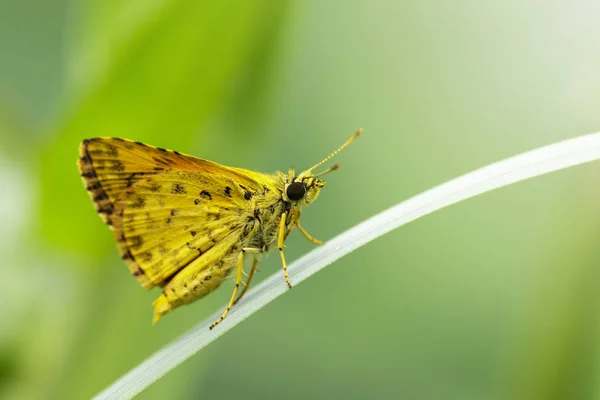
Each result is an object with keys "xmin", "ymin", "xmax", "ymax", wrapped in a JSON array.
[{"xmin": 286, "ymin": 181, "xmax": 306, "ymax": 201}]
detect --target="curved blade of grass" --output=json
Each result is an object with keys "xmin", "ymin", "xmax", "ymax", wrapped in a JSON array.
[{"xmin": 94, "ymin": 131, "xmax": 600, "ymax": 400}]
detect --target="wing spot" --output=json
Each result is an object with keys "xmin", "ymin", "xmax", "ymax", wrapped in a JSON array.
[
  {"xmin": 158, "ymin": 244, "xmax": 168, "ymax": 255},
  {"xmin": 79, "ymin": 154, "xmax": 92, "ymax": 164},
  {"xmin": 172, "ymin": 183, "xmax": 186, "ymax": 194},
  {"xmin": 93, "ymin": 192, "xmax": 108, "ymax": 202},
  {"xmin": 110, "ymin": 160, "xmax": 125, "ymax": 172},
  {"xmin": 225, "ymin": 186, "xmax": 232, "ymax": 197},
  {"xmin": 97, "ymin": 204, "xmax": 115, "ymax": 215},
  {"xmin": 131, "ymin": 236, "xmax": 144, "ymax": 249},
  {"xmin": 126, "ymin": 173, "xmax": 138, "ymax": 188},
  {"xmin": 200, "ymin": 190, "xmax": 212, "ymax": 200},
  {"xmin": 152, "ymin": 156, "xmax": 167, "ymax": 165},
  {"xmin": 106, "ymin": 144, "xmax": 119, "ymax": 157},
  {"xmin": 132, "ymin": 196, "xmax": 146, "ymax": 209},
  {"xmin": 81, "ymin": 171, "xmax": 97, "ymax": 179}
]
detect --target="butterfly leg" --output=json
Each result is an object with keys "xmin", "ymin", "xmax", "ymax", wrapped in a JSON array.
[
  {"xmin": 278, "ymin": 211, "xmax": 292, "ymax": 288},
  {"xmin": 296, "ymin": 220, "xmax": 323, "ymax": 245},
  {"xmin": 233, "ymin": 258, "xmax": 259, "ymax": 306},
  {"xmin": 210, "ymin": 251, "xmax": 244, "ymax": 330},
  {"xmin": 210, "ymin": 248, "xmax": 261, "ymax": 330}
]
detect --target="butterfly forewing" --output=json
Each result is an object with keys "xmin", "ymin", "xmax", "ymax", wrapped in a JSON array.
[{"xmin": 78, "ymin": 138, "xmax": 276, "ymax": 288}]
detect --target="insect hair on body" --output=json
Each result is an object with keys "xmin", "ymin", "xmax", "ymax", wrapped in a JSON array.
[{"xmin": 78, "ymin": 129, "xmax": 363, "ymax": 329}]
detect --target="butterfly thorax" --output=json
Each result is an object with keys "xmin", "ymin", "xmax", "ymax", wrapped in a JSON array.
[{"xmin": 239, "ymin": 169, "xmax": 324, "ymax": 253}]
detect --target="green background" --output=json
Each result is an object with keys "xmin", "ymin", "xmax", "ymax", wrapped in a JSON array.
[{"xmin": 2, "ymin": 1, "xmax": 600, "ymax": 399}]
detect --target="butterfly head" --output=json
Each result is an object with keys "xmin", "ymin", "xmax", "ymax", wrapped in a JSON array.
[
  {"xmin": 282, "ymin": 174, "xmax": 326, "ymax": 207},
  {"xmin": 282, "ymin": 128, "xmax": 363, "ymax": 208}
]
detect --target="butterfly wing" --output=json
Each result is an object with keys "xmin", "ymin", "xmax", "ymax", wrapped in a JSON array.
[{"xmin": 78, "ymin": 138, "xmax": 278, "ymax": 288}]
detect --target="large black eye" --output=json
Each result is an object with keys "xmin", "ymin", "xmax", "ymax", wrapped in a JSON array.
[{"xmin": 286, "ymin": 181, "xmax": 306, "ymax": 201}]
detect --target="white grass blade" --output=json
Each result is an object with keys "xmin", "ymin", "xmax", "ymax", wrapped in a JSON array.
[{"xmin": 94, "ymin": 131, "xmax": 600, "ymax": 400}]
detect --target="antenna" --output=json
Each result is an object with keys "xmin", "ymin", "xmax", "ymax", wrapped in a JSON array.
[{"xmin": 306, "ymin": 128, "xmax": 363, "ymax": 173}]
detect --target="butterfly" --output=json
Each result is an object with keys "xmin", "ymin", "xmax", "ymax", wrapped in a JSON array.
[{"xmin": 78, "ymin": 129, "xmax": 362, "ymax": 329}]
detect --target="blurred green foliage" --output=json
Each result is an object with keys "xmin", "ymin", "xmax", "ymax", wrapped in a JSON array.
[
  {"xmin": 40, "ymin": 0, "xmax": 288, "ymax": 255},
  {"xmin": 2, "ymin": 1, "xmax": 600, "ymax": 399}
]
